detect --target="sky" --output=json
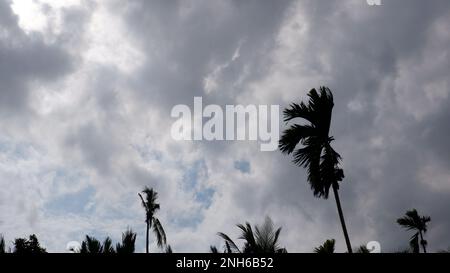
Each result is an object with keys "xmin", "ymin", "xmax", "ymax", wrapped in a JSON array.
[{"xmin": 0, "ymin": 0, "xmax": 450, "ymax": 253}]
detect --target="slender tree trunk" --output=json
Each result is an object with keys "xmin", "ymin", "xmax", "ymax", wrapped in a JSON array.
[
  {"xmin": 332, "ymin": 184, "xmax": 352, "ymax": 253},
  {"xmin": 146, "ymin": 221, "xmax": 150, "ymax": 254},
  {"xmin": 419, "ymin": 231, "xmax": 426, "ymax": 253}
]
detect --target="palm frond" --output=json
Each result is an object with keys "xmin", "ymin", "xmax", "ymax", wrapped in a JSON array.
[
  {"xmin": 210, "ymin": 245, "xmax": 219, "ymax": 253},
  {"xmin": 279, "ymin": 124, "xmax": 316, "ymax": 154},
  {"xmin": 254, "ymin": 217, "xmax": 281, "ymax": 252},
  {"xmin": 152, "ymin": 217, "xmax": 167, "ymax": 248},
  {"xmin": 282, "ymin": 101, "xmax": 315, "ymax": 124},
  {"xmin": 314, "ymin": 239, "xmax": 335, "ymax": 254},
  {"xmin": 165, "ymin": 244, "xmax": 173, "ymax": 253},
  {"xmin": 355, "ymin": 245, "xmax": 370, "ymax": 253},
  {"xmin": 237, "ymin": 223, "xmax": 257, "ymax": 253},
  {"xmin": 217, "ymin": 232, "xmax": 241, "ymax": 253},
  {"xmin": 102, "ymin": 237, "xmax": 115, "ymax": 254}
]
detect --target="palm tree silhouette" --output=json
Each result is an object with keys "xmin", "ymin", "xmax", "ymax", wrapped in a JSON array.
[
  {"xmin": 217, "ymin": 217, "xmax": 287, "ymax": 253},
  {"xmin": 79, "ymin": 235, "xmax": 103, "ymax": 253},
  {"xmin": 279, "ymin": 87, "xmax": 352, "ymax": 252},
  {"xmin": 314, "ymin": 239, "xmax": 335, "ymax": 253},
  {"xmin": 209, "ymin": 245, "xmax": 219, "ymax": 253},
  {"xmin": 138, "ymin": 187, "xmax": 167, "ymax": 253},
  {"xmin": 165, "ymin": 245, "xmax": 173, "ymax": 253},
  {"xmin": 0, "ymin": 235, "xmax": 5, "ymax": 254},
  {"xmin": 116, "ymin": 229, "xmax": 137, "ymax": 254},
  {"xmin": 397, "ymin": 209, "xmax": 431, "ymax": 253},
  {"xmin": 102, "ymin": 237, "xmax": 115, "ymax": 254},
  {"xmin": 355, "ymin": 245, "xmax": 370, "ymax": 253}
]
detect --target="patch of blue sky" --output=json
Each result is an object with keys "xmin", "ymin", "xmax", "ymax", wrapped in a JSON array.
[
  {"xmin": 0, "ymin": 138, "xmax": 39, "ymax": 160},
  {"xmin": 45, "ymin": 186, "xmax": 96, "ymax": 215},
  {"xmin": 182, "ymin": 159, "xmax": 215, "ymax": 207},
  {"xmin": 182, "ymin": 159, "xmax": 207, "ymax": 189},
  {"xmin": 234, "ymin": 159, "xmax": 251, "ymax": 174},
  {"xmin": 130, "ymin": 143, "xmax": 163, "ymax": 162},
  {"xmin": 173, "ymin": 159, "xmax": 216, "ymax": 228},
  {"xmin": 168, "ymin": 211, "xmax": 204, "ymax": 230}
]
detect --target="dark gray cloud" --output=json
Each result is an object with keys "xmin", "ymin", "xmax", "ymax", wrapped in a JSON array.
[
  {"xmin": 0, "ymin": 0, "xmax": 74, "ymax": 116},
  {"xmin": 116, "ymin": 0, "xmax": 293, "ymax": 107}
]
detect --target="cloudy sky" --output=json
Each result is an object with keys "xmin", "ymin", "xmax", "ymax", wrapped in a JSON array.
[{"xmin": 1, "ymin": 0, "xmax": 450, "ymax": 253}]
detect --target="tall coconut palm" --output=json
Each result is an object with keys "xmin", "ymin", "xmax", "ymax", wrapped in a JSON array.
[
  {"xmin": 138, "ymin": 187, "xmax": 166, "ymax": 253},
  {"xmin": 397, "ymin": 209, "xmax": 431, "ymax": 253},
  {"xmin": 217, "ymin": 217, "xmax": 287, "ymax": 253},
  {"xmin": 279, "ymin": 87, "xmax": 352, "ymax": 252}
]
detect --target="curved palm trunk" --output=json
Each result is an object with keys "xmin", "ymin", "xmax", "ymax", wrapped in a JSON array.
[
  {"xmin": 332, "ymin": 184, "xmax": 352, "ymax": 253},
  {"xmin": 419, "ymin": 231, "xmax": 426, "ymax": 253},
  {"xmin": 145, "ymin": 221, "xmax": 150, "ymax": 254}
]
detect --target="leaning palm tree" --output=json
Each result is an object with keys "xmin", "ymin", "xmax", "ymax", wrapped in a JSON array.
[
  {"xmin": 138, "ymin": 187, "xmax": 167, "ymax": 253},
  {"xmin": 218, "ymin": 217, "xmax": 287, "ymax": 253},
  {"xmin": 314, "ymin": 239, "xmax": 335, "ymax": 254},
  {"xmin": 397, "ymin": 209, "xmax": 431, "ymax": 253},
  {"xmin": 279, "ymin": 87, "xmax": 352, "ymax": 252}
]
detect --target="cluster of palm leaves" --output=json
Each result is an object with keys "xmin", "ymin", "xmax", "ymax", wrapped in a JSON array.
[
  {"xmin": 397, "ymin": 209, "xmax": 431, "ymax": 253},
  {"xmin": 78, "ymin": 229, "xmax": 136, "ymax": 254},
  {"xmin": 213, "ymin": 217, "xmax": 287, "ymax": 253}
]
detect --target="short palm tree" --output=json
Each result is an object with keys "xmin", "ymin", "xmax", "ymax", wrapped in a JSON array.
[
  {"xmin": 79, "ymin": 235, "xmax": 103, "ymax": 254},
  {"xmin": 218, "ymin": 217, "xmax": 287, "ymax": 253},
  {"xmin": 102, "ymin": 237, "xmax": 115, "ymax": 254},
  {"xmin": 397, "ymin": 209, "xmax": 431, "ymax": 253},
  {"xmin": 138, "ymin": 187, "xmax": 167, "ymax": 253},
  {"xmin": 314, "ymin": 239, "xmax": 335, "ymax": 254},
  {"xmin": 116, "ymin": 229, "xmax": 137, "ymax": 254},
  {"xmin": 279, "ymin": 87, "xmax": 352, "ymax": 252},
  {"xmin": 355, "ymin": 245, "xmax": 370, "ymax": 253}
]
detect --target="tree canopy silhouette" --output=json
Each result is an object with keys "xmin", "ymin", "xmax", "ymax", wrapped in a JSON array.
[
  {"xmin": 217, "ymin": 217, "xmax": 287, "ymax": 253},
  {"xmin": 279, "ymin": 87, "xmax": 352, "ymax": 252},
  {"xmin": 314, "ymin": 239, "xmax": 335, "ymax": 254},
  {"xmin": 13, "ymin": 234, "xmax": 46, "ymax": 254},
  {"xmin": 79, "ymin": 235, "xmax": 104, "ymax": 254},
  {"xmin": 115, "ymin": 229, "xmax": 137, "ymax": 254},
  {"xmin": 0, "ymin": 234, "xmax": 6, "ymax": 254}
]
